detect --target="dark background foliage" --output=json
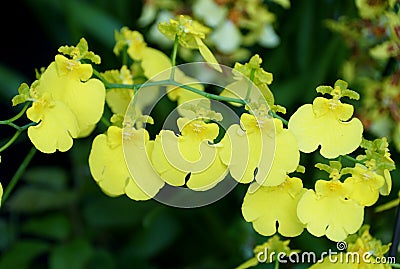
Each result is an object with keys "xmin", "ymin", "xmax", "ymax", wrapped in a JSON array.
[{"xmin": 0, "ymin": 0, "xmax": 398, "ymax": 268}]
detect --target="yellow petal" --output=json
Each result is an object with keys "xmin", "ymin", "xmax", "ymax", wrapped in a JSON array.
[
  {"xmin": 297, "ymin": 180, "xmax": 364, "ymax": 242},
  {"xmin": 141, "ymin": 47, "xmax": 172, "ymax": 80},
  {"xmin": 55, "ymin": 78, "xmax": 105, "ymax": 137},
  {"xmin": 380, "ymin": 169, "xmax": 392, "ymax": 196},
  {"xmin": 27, "ymin": 101, "xmax": 80, "ymax": 153},
  {"xmin": 219, "ymin": 124, "xmax": 257, "ymax": 183},
  {"xmin": 123, "ymin": 130, "xmax": 165, "ymax": 199},
  {"xmin": 256, "ymin": 120, "xmax": 299, "ymax": 186},
  {"xmin": 55, "ymin": 54, "xmax": 93, "ymax": 81},
  {"xmin": 186, "ymin": 145, "xmax": 228, "ymax": 191},
  {"xmin": 288, "ymin": 104, "xmax": 363, "ymax": 159},
  {"xmin": 194, "ymin": 37, "xmax": 222, "ymax": 73},
  {"xmin": 152, "ymin": 130, "xmax": 188, "ymax": 186},
  {"xmin": 106, "ymin": 88, "xmax": 134, "ymax": 115},
  {"xmin": 88, "ymin": 128, "xmax": 128, "ymax": 196},
  {"xmin": 219, "ymin": 79, "xmax": 262, "ymax": 106},
  {"xmin": 242, "ymin": 177, "xmax": 306, "ymax": 237}
]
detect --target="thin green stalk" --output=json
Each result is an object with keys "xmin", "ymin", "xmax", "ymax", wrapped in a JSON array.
[
  {"xmin": 274, "ymin": 255, "xmax": 279, "ymax": 269},
  {"xmin": 100, "ymin": 116, "xmax": 111, "ymax": 127},
  {"xmin": 391, "ymin": 263, "xmax": 400, "ymax": 268},
  {"xmin": 170, "ymin": 35, "xmax": 179, "ymax": 80},
  {"xmin": 269, "ymin": 111, "xmax": 288, "ymax": 126},
  {"xmin": 245, "ymin": 68, "xmax": 256, "ymax": 101},
  {"xmin": 340, "ymin": 154, "xmax": 364, "ymax": 164},
  {"xmin": 168, "ymin": 80, "xmax": 247, "ymax": 105},
  {"xmin": 92, "ymin": 69, "xmax": 109, "ymax": 87},
  {"xmin": 0, "ymin": 122, "xmax": 35, "ymax": 153},
  {"xmin": 0, "ymin": 102, "xmax": 30, "ymax": 124},
  {"xmin": 0, "ymin": 130, "xmax": 22, "ymax": 153},
  {"xmin": 2, "ymin": 147, "xmax": 36, "ymax": 204}
]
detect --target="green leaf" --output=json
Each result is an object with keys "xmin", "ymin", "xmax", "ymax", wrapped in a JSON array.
[
  {"xmin": 82, "ymin": 195, "xmax": 152, "ymax": 228},
  {"xmin": 22, "ymin": 214, "xmax": 71, "ymax": 241},
  {"xmin": 49, "ymin": 238, "xmax": 93, "ymax": 269},
  {"xmin": 6, "ymin": 187, "xmax": 77, "ymax": 213},
  {"xmin": 65, "ymin": 0, "xmax": 122, "ymax": 49},
  {"xmin": 128, "ymin": 208, "xmax": 180, "ymax": 258},
  {"xmin": 86, "ymin": 249, "xmax": 116, "ymax": 269},
  {"xmin": 23, "ymin": 166, "xmax": 67, "ymax": 191},
  {"xmin": 0, "ymin": 240, "xmax": 49, "ymax": 269}
]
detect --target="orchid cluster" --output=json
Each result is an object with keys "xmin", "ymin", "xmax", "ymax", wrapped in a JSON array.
[
  {"xmin": 0, "ymin": 8, "xmax": 398, "ymax": 269},
  {"xmin": 326, "ymin": 0, "xmax": 400, "ymax": 152},
  {"xmin": 137, "ymin": 0, "xmax": 289, "ymax": 63}
]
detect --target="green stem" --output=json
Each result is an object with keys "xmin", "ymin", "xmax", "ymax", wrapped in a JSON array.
[
  {"xmin": 100, "ymin": 116, "xmax": 111, "ymax": 127},
  {"xmin": 0, "ymin": 131, "xmax": 22, "ymax": 153},
  {"xmin": 269, "ymin": 111, "xmax": 288, "ymax": 126},
  {"xmin": 391, "ymin": 264, "xmax": 400, "ymax": 268},
  {"xmin": 0, "ymin": 102, "xmax": 30, "ymax": 124},
  {"xmin": 92, "ymin": 69, "xmax": 109, "ymax": 87},
  {"xmin": 274, "ymin": 255, "xmax": 279, "ymax": 269},
  {"xmin": 245, "ymin": 68, "xmax": 256, "ymax": 101},
  {"xmin": 340, "ymin": 154, "xmax": 364, "ymax": 164},
  {"xmin": 0, "ymin": 122, "xmax": 35, "ymax": 153},
  {"xmin": 2, "ymin": 147, "xmax": 36, "ymax": 205},
  {"xmin": 97, "ymin": 77, "xmax": 247, "ymax": 105},
  {"xmin": 170, "ymin": 35, "xmax": 179, "ymax": 80}
]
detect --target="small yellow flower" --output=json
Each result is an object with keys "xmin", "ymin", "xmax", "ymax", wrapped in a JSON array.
[
  {"xmin": 220, "ymin": 105, "xmax": 297, "ymax": 186},
  {"xmin": 151, "ymin": 117, "xmax": 228, "ymax": 191},
  {"xmin": 89, "ymin": 126, "xmax": 164, "ymax": 200},
  {"xmin": 358, "ymin": 137, "xmax": 396, "ymax": 195},
  {"xmin": 255, "ymin": 118, "xmax": 300, "ymax": 186},
  {"xmin": 220, "ymin": 55, "xmax": 274, "ymax": 106},
  {"xmin": 297, "ymin": 179, "xmax": 364, "ymax": 242},
  {"xmin": 114, "ymin": 27, "xmax": 173, "ymax": 80},
  {"xmin": 219, "ymin": 110, "xmax": 274, "ymax": 184},
  {"xmin": 158, "ymin": 15, "xmax": 222, "ymax": 72},
  {"xmin": 343, "ymin": 163, "xmax": 385, "ymax": 206},
  {"xmin": 236, "ymin": 235, "xmax": 298, "ymax": 269},
  {"xmin": 103, "ymin": 65, "xmax": 134, "ymax": 115},
  {"xmin": 26, "ymin": 53, "xmax": 105, "ymax": 153},
  {"xmin": 242, "ymin": 177, "xmax": 306, "ymax": 237},
  {"xmin": 21, "ymin": 39, "xmax": 106, "ymax": 153},
  {"xmin": 309, "ymin": 225, "xmax": 392, "ymax": 269},
  {"xmin": 288, "ymin": 80, "xmax": 363, "ymax": 159}
]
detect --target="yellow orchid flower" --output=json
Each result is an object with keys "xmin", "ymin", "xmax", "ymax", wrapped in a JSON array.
[
  {"xmin": 288, "ymin": 79, "xmax": 363, "ymax": 159},
  {"xmin": 158, "ymin": 15, "xmax": 222, "ymax": 72},
  {"xmin": 114, "ymin": 27, "xmax": 173, "ymax": 79},
  {"xmin": 151, "ymin": 117, "xmax": 228, "ymax": 191},
  {"xmin": 103, "ymin": 65, "xmax": 134, "ymax": 115},
  {"xmin": 343, "ymin": 163, "xmax": 385, "ymax": 206},
  {"xmin": 297, "ymin": 179, "xmax": 364, "ymax": 242},
  {"xmin": 309, "ymin": 225, "xmax": 392, "ymax": 269},
  {"xmin": 220, "ymin": 105, "xmax": 297, "ymax": 186},
  {"xmin": 242, "ymin": 177, "xmax": 306, "ymax": 237},
  {"xmin": 89, "ymin": 126, "xmax": 164, "ymax": 200},
  {"xmin": 220, "ymin": 55, "xmax": 274, "ymax": 106}
]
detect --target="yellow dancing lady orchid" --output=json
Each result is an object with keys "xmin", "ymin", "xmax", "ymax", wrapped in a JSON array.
[
  {"xmin": 20, "ymin": 38, "xmax": 105, "ymax": 153},
  {"xmin": 151, "ymin": 117, "xmax": 227, "ymax": 191},
  {"xmin": 89, "ymin": 125, "xmax": 164, "ymax": 200},
  {"xmin": 288, "ymin": 79, "xmax": 363, "ymax": 159},
  {"xmin": 242, "ymin": 177, "xmax": 306, "ymax": 237}
]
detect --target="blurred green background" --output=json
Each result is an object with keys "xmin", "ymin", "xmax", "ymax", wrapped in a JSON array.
[{"xmin": 0, "ymin": 0, "xmax": 399, "ymax": 268}]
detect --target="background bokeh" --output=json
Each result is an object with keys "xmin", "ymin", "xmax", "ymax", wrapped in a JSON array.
[{"xmin": 0, "ymin": 0, "xmax": 399, "ymax": 268}]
